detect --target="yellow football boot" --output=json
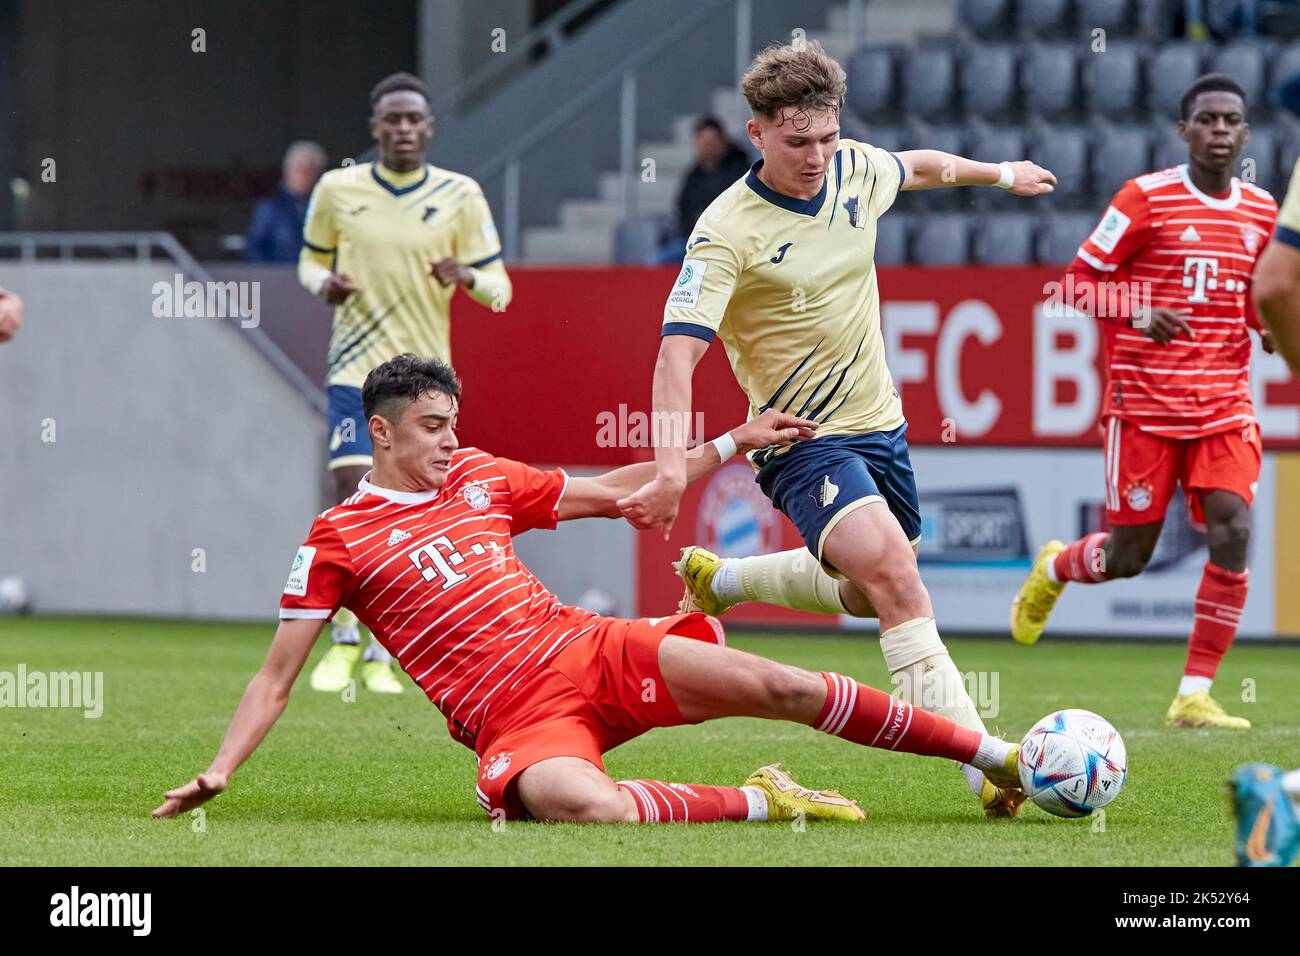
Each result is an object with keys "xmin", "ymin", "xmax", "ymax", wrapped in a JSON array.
[
  {"xmin": 1166, "ymin": 690, "xmax": 1251, "ymax": 729},
  {"xmin": 672, "ymin": 546, "xmax": 738, "ymax": 616},
  {"xmin": 744, "ymin": 764, "xmax": 865, "ymax": 823},
  {"xmin": 1010, "ymin": 540, "xmax": 1067, "ymax": 646}
]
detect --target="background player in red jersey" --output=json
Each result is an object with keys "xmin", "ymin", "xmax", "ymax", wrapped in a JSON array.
[
  {"xmin": 1010, "ymin": 75, "xmax": 1285, "ymax": 730},
  {"xmin": 153, "ymin": 355, "xmax": 1023, "ymax": 825}
]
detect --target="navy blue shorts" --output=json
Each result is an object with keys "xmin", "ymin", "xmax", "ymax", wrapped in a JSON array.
[
  {"xmin": 327, "ymin": 384, "xmax": 373, "ymax": 470},
  {"xmin": 755, "ymin": 425, "xmax": 921, "ymax": 574}
]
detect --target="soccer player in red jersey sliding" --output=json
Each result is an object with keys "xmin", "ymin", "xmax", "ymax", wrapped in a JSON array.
[
  {"xmin": 1011, "ymin": 75, "xmax": 1284, "ymax": 730},
  {"xmin": 154, "ymin": 354, "xmax": 1022, "ymax": 824}
]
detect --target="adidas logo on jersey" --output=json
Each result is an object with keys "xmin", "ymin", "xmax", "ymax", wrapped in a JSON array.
[
  {"xmin": 387, "ymin": 528, "xmax": 412, "ymax": 546},
  {"xmin": 1180, "ymin": 226, "xmax": 1200, "ymax": 243}
]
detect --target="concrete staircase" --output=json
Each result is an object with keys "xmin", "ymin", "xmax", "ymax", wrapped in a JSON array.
[{"xmin": 520, "ymin": 0, "xmax": 958, "ymax": 264}]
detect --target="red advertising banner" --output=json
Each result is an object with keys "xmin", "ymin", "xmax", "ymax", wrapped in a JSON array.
[{"xmin": 450, "ymin": 266, "xmax": 1300, "ymax": 465}]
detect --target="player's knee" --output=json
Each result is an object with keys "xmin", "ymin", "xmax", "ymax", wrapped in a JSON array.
[
  {"xmin": 1207, "ymin": 514, "xmax": 1251, "ymax": 560},
  {"xmin": 539, "ymin": 788, "xmax": 637, "ymax": 824}
]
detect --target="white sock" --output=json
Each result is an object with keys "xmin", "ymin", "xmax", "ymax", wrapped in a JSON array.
[
  {"xmin": 971, "ymin": 735, "xmax": 1014, "ymax": 776},
  {"xmin": 1178, "ymin": 675, "xmax": 1213, "ymax": 697},
  {"xmin": 711, "ymin": 558, "xmax": 741, "ymax": 601},
  {"xmin": 331, "ymin": 624, "xmax": 360, "ymax": 646},
  {"xmin": 1280, "ymin": 769, "xmax": 1300, "ymax": 808},
  {"xmin": 363, "ymin": 638, "xmax": 391, "ymax": 665},
  {"xmin": 740, "ymin": 785, "xmax": 769, "ymax": 821},
  {"xmin": 880, "ymin": 617, "xmax": 988, "ymax": 796}
]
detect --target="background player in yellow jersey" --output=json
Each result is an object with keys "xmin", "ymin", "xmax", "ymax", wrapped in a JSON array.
[
  {"xmin": 619, "ymin": 42, "xmax": 1055, "ymax": 816},
  {"xmin": 1254, "ymin": 154, "xmax": 1300, "ymax": 372},
  {"xmin": 297, "ymin": 72, "xmax": 512, "ymax": 693}
]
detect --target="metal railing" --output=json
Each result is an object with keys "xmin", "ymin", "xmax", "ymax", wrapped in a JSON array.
[{"xmin": 0, "ymin": 231, "xmax": 327, "ymax": 415}]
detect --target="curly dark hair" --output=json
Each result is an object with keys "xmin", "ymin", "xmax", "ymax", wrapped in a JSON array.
[
  {"xmin": 369, "ymin": 71, "xmax": 432, "ymax": 112},
  {"xmin": 1180, "ymin": 73, "xmax": 1247, "ymax": 121},
  {"xmin": 361, "ymin": 353, "xmax": 461, "ymax": 423}
]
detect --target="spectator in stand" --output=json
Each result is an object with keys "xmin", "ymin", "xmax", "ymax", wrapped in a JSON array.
[
  {"xmin": 660, "ymin": 117, "xmax": 751, "ymax": 262},
  {"xmin": 245, "ymin": 141, "xmax": 327, "ymax": 263}
]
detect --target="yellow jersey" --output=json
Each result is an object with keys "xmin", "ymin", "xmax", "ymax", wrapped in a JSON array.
[
  {"xmin": 302, "ymin": 161, "xmax": 504, "ymax": 387},
  {"xmin": 1277, "ymin": 156, "xmax": 1300, "ymax": 243},
  {"xmin": 662, "ymin": 138, "xmax": 906, "ymax": 454}
]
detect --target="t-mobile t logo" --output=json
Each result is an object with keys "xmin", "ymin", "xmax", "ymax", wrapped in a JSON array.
[{"xmin": 1182, "ymin": 256, "xmax": 1221, "ymax": 302}]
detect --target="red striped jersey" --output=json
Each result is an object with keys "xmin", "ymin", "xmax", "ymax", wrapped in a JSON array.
[
  {"xmin": 1067, "ymin": 164, "xmax": 1277, "ymax": 438},
  {"xmin": 279, "ymin": 448, "xmax": 600, "ymax": 748}
]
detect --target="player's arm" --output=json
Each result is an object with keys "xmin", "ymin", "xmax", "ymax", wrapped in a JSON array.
[
  {"xmin": 296, "ymin": 173, "xmax": 356, "ymax": 306},
  {"xmin": 151, "ymin": 617, "xmax": 322, "ymax": 818},
  {"xmin": 0, "ymin": 286, "xmax": 24, "ymax": 343},
  {"xmin": 431, "ymin": 184, "xmax": 512, "ymax": 312},
  {"xmin": 895, "ymin": 151, "xmax": 1055, "ymax": 195},
  {"xmin": 558, "ymin": 409, "xmax": 818, "ymax": 524},
  {"xmin": 1254, "ymin": 162, "xmax": 1300, "ymax": 371}
]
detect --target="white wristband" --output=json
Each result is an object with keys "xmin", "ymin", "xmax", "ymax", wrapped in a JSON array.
[
  {"xmin": 995, "ymin": 162, "xmax": 1015, "ymax": 189},
  {"xmin": 711, "ymin": 432, "xmax": 738, "ymax": 463}
]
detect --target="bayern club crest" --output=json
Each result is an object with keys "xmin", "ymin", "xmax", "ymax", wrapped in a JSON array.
[
  {"xmin": 483, "ymin": 751, "xmax": 512, "ymax": 781},
  {"xmin": 1242, "ymin": 227, "xmax": 1259, "ymax": 254},
  {"xmin": 697, "ymin": 462, "xmax": 781, "ymax": 558},
  {"xmin": 1125, "ymin": 480, "xmax": 1153, "ymax": 512},
  {"xmin": 462, "ymin": 481, "xmax": 491, "ymax": 510}
]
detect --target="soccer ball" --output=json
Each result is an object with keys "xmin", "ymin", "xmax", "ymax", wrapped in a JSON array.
[
  {"xmin": 1018, "ymin": 709, "xmax": 1127, "ymax": 817},
  {"xmin": 0, "ymin": 575, "xmax": 31, "ymax": 614}
]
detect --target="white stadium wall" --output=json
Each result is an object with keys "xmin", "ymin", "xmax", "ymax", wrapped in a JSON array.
[{"xmin": 0, "ymin": 263, "xmax": 327, "ymax": 620}]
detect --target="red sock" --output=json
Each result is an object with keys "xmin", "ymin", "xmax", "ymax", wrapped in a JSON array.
[
  {"xmin": 1052, "ymin": 532, "xmax": 1112, "ymax": 583},
  {"xmin": 617, "ymin": 779, "xmax": 750, "ymax": 823},
  {"xmin": 814, "ymin": 672, "xmax": 982, "ymax": 762},
  {"xmin": 1184, "ymin": 562, "xmax": 1248, "ymax": 679}
]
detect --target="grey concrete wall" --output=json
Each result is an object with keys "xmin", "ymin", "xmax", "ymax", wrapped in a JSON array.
[
  {"xmin": 0, "ymin": 263, "xmax": 328, "ymax": 620},
  {"xmin": 0, "ymin": 264, "xmax": 637, "ymax": 620}
]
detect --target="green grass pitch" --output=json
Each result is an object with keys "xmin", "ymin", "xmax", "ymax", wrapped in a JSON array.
[{"xmin": 2, "ymin": 616, "xmax": 1297, "ymax": 866}]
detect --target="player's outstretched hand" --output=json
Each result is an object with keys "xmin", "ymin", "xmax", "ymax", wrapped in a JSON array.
[
  {"xmin": 0, "ymin": 287, "xmax": 24, "ymax": 343},
  {"xmin": 1134, "ymin": 306, "xmax": 1195, "ymax": 345},
  {"xmin": 320, "ymin": 273, "xmax": 358, "ymax": 305},
  {"xmin": 617, "ymin": 475, "xmax": 685, "ymax": 537},
  {"xmin": 1261, "ymin": 329, "xmax": 1278, "ymax": 355},
  {"xmin": 1006, "ymin": 160, "xmax": 1056, "ymax": 197},
  {"xmin": 732, "ymin": 410, "xmax": 818, "ymax": 453},
  {"xmin": 430, "ymin": 257, "xmax": 472, "ymax": 288},
  {"xmin": 152, "ymin": 771, "xmax": 228, "ymax": 819}
]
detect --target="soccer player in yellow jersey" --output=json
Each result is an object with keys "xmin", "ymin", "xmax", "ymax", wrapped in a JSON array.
[
  {"xmin": 1254, "ymin": 154, "xmax": 1300, "ymax": 372},
  {"xmin": 297, "ymin": 72, "xmax": 512, "ymax": 694},
  {"xmin": 620, "ymin": 42, "xmax": 1055, "ymax": 816}
]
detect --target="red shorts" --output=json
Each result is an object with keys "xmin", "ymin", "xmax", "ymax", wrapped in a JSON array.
[
  {"xmin": 472, "ymin": 612, "xmax": 725, "ymax": 820},
  {"xmin": 1102, "ymin": 416, "xmax": 1261, "ymax": 529}
]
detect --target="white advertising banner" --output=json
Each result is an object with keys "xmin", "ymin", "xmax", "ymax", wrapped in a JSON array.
[{"xmin": 844, "ymin": 447, "xmax": 1278, "ymax": 638}]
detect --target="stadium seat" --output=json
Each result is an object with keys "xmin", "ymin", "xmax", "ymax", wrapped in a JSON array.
[
  {"xmin": 1022, "ymin": 43, "xmax": 1080, "ymax": 118},
  {"xmin": 1271, "ymin": 41, "xmax": 1300, "ymax": 112},
  {"xmin": 1152, "ymin": 127, "xmax": 1187, "ymax": 171},
  {"xmin": 1211, "ymin": 43, "xmax": 1269, "ymax": 115},
  {"xmin": 858, "ymin": 124, "xmax": 909, "ymax": 151},
  {"xmin": 1037, "ymin": 211, "xmax": 1100, "ymax": 265},
  {"xmin": 1089, "ymin": 0, "xmax": 1137, "ymax": 38},
  {"xmin": 1018, "ymin": 0, "xmax": 1073, "ymax": 39},
  {"xmin": 957, "ymin": 0, "xmax": 1013, "ymax": 41},
  {"xmin": 1029, "ymin": 124, "xmax": 1091, "ymax": 206},
  {"xmin": 911, "ymin": 213, "xmax": 971, "ymax": 265},
  {"xmin": 847, "ymin": 46, "xmax": 899, "ymax": 123},
  {"xmin": 614, "ymin": 215, "xmax": 671, "ymax": 265},
  {"xmin": 1146, "ymin": 43, "xmax": 1204, "ymax": 120},
  {"xmin": 960, "ymin": 44, "xmax": 1018, "ymax": 120},
  {"xmin": 1082, "ymin": 41, "xmax": 1143, "ymax": 120},
  {"xmin": 1092, "ymin": 124, "xmax": 1152, "ymax": 201},
  {"xmin": 902, "ymin": 46, "xmax": 958, "ymax": 120},
  {"xmin": 1235, "ymin": 126, "xmax": 1277, "ymax": 196},
  {"xmin": 973, "ymin": 212, "xmax": 1038, "ymax": 264},
  {"xmin": 874, "ymin": 210, "xmax": 911, "ymax": 266}
]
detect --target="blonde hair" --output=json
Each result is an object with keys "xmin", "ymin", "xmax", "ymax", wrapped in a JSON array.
[{"xmin": 741, "ymin": 41, "xmax": 846, "ymax": 127}]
